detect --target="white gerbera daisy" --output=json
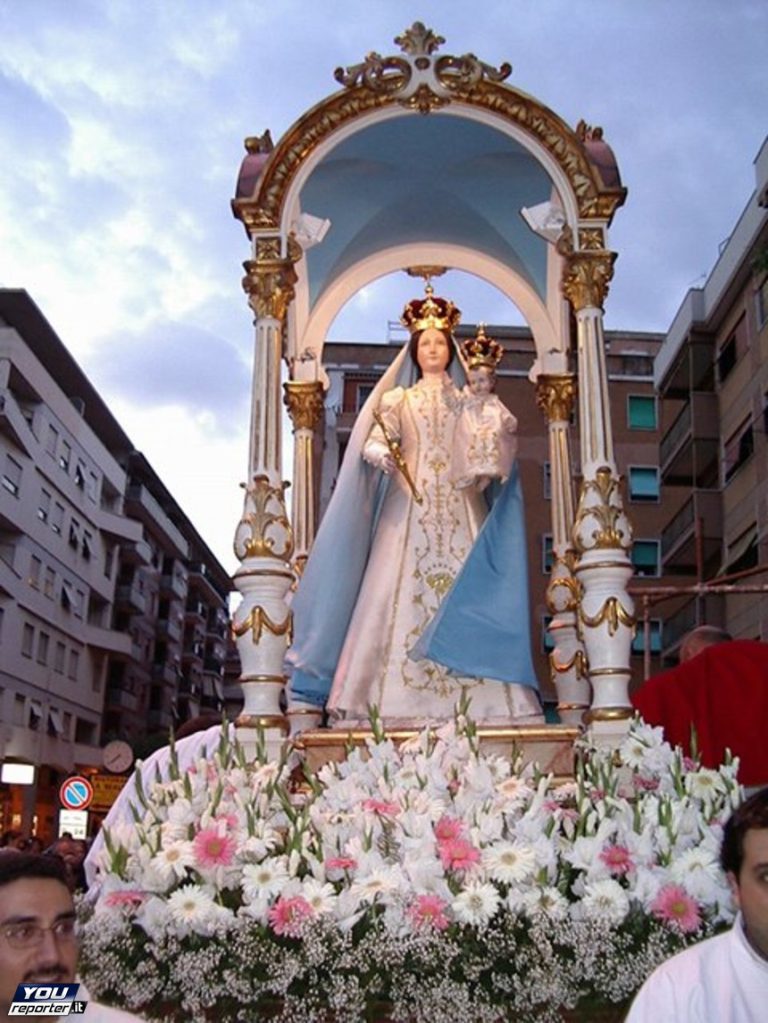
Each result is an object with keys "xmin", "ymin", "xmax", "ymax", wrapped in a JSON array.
[
  {"xmin": 167, "ymin": 884, "xmax": 220, "ymax": 934},
  {"xmin": 241, "ymin": 856, "xmax": 290, "ymax": 901},
  {"xmin": 580, "ymin": 879, "xmax": 630, "ymax": 925},
  {"xmin": 483, "ymin": 841, "xmax": 537, "ymax": 884},
  {"xmin": 520, "ymin": 886, "xmax": 569, "ymax": 920},
  {"xmin": 452, "ymin": 882, "xmax": 500, "ymax": 927},
  {"xmin": 153, "ymin": 841, "xmax": 195, "ymax": 883}
]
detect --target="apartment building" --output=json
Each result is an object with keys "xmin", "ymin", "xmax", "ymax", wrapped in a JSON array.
[
  {"xmin": 319, "ymin": 323, "xmax": 685, "ymax": 703},
  {"xmin": 655, "ymin": 136, "xmax": 768, "ymax": 654},
  {"xmin": 0, "ymin": 289, "xmax": 233, "ymax": 840}
]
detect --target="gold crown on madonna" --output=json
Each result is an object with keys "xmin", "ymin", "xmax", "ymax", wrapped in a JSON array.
[
  {"xmin": 401, "ymin": 283, "xmax": 462, "ymax": 336},
  {"xmin": 460, "ymin": 324, "xmax": 504, "ymax": 369}
]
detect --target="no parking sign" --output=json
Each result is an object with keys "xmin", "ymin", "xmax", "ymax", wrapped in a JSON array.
[{"xmin": 59, "ymin": 775, "xmax": 94, "ymax": 811}]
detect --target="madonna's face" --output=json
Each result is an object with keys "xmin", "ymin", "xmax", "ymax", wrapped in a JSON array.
[{"xmin": 416, "ymin": 328, "xmax": 450, "ymax": 374}]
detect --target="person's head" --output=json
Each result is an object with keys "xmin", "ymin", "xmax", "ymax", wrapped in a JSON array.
[
  {"xmin": 679, "ymin": 624, "xmax": 732, "ymax": 662},
  {"xmin": 720, "ymin": 788, "xmax": 768, "ymax": 960},
  {"xmin": 22, "ymin": 837, "xmax": 43, "ymax": 855},
  {"xmin": 51, "ymin": 836, "xmax": 83, "ymax": 868},
  {"xmin": 0, "ymin": 854, "xmax": 78, "ymax": 1015},
  {"xmin": 409, "ymin": 327, "xmax": 454, "ymax": 378},
  {"xmin": 467, "ymin": 365, "xmax": 496, "ymax": 396}
]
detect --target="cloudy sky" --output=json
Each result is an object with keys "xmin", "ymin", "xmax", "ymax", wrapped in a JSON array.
[{"xmin": 1, "ymin": 0, "xmax": 766, "ymax": 574}]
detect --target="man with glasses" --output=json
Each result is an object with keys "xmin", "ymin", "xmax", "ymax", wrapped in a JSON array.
[{"xmin": 0, "ymin": 854, "xmax": 144, "ymax": 1022}]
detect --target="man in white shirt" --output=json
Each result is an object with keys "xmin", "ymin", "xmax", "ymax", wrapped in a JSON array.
[
  {"xmin": 626, "ymin": 787, "xmax": 768, "ymax": 1022},
  {"xmin": 0, "ymin": 854, "xmax": 146, "ymax": 1022}
]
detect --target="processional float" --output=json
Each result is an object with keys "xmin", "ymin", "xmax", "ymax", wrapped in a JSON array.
[{"xmin": 228, "ymin": 23, "xmax": 636, "ymax": 758}]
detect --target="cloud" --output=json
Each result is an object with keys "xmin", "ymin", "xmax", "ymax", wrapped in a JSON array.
[{"xmin": 87, "ymin": 319, "xmax": 251, "ymax": 433}]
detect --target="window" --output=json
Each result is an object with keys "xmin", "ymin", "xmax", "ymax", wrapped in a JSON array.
[
  {"xmin": 757, "ymin": 276, "xmax": 768, "ymax": 329},
  {"xmin": 74, "ymin": 462, "xmax": 85, "ymax": 489},
  {"xmin": 620, "ymin": 354, "xmax": 654, "ymax": 378},
  {"xmin": 74, "ymin": 589, "xmax": 85, "ymax": 618},
  {"xmin": 87, "ymin": 471, "xmax": 98, "ymax": 502},
  {"xmin": 543, "ymin": 462, "xmax": 552, "ymax": 500},
  {"xmin": 717, "ymin": 336, "xmax": 737, "ymax": 382},
  {"xmin": 542, "ymin": 534, "xmax": 554, "ymax": 574},
  {"xmin": 43, "ymin": 566, "xmax": 55, "ymax": 598},
  {"xmin": 38, "ymin": 489, "xmax": 51, "ymax": 523},
  {"xmin": 48, "ymin": 707, "xmax": 64, "ymax": 737},
  {"xmin": 54, "ymin": 641, "xmax": 66, "ymax": 674},
  {"xmin": 632, "ymin": 619, "xmax": 662, "ymax": 654},
  {"xmin": 541, "ymin": 614, "xmax": 555, "ymax": 653},
  {"xmin": 28, "ymin": 700, "xmax": 43, "ymax": 731},
  {"xmin": 51, "ymin": 503, "xmax": 64, "ymax": 535},
  {"xmin": 29, "ymin": 555, "xmax": 42, "ymax": 588},
  {"xmin": 61, "ymin": 580, "xmax": 73, "ymax": 610},
  {"xmin": 2, "ymin": 454, "xmax": 22, "ymax": 496},
  {"xmin": 21, "ymin": 623, "xmax": 34, "ymax": 658},
  {"xmin": 355, "ymin": 383, "xmax": 376, "ymax": 411},
  {"xmin": 724, "ymin": 419, "xmax": 754, "ymax": 482},
  {"xmin": 59, "ymin": 440, "xmax": 71, "ymax": 472},
  {"xmin": 632, "ymin": 540, "xmax": 661, "ymax": 578},
  {"xmin": 36, "ymin": 631, "xmax": 49, "ymax": 665},
  {"xmin": 46, "ymin": 424, "xmax": 58, "ymax": 456},
  {"xmin": 717, "ymin": 316, "xmax": 747, "ymax": 384},
  {"xmin": 68, "ymin": 519, "xmax": 80, "ymax": 549},
  {"xmin": 628, "ymin": 466, "xmax": 660, "ymax": 502},
  {"xmin": 67, "ymin": 648, "xmax": 80, "ymax": 681},
  {"xmin": 82, "ymin": 532, "xmax": 92, "ymax": 561},
  {"xmin": 627, "ymin": 395, "xmax": 657, "ymax": 430}
]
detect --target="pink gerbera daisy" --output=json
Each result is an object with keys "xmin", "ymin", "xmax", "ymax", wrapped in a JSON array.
[
  {"xmin": 438, "ymin": 837, "xmax": 481, "ymax": 873},
  {"xmin": 268, "ymin": 896, "xmax": 314, "ymax": 937},
  {"xmin": 599, "ymin": 843, "xmax": 634, "ymax": 876},
  {"xmin": 407, "ymin": 894, "xmax": 450, "ymax": 931},
  {"xmin": 434, "ymin": 816, "xmax": 465, "ymax": 842},
  {"xmin": 192, "ymin": 826, "xmax": 237, "ymax": 869},
  {"xmin": 651, "ymin": 884, "xmax": 702, "ymax": 933}
]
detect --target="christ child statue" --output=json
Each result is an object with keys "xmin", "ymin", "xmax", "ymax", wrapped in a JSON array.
[{"xmin": 453, "ymin": 325, "xmax": 518, "ymax": 492}]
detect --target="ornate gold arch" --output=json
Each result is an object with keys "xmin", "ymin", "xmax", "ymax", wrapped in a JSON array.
[{"xmin": 232, "ymin": 23, "xmax": 626, "ymax": 235}]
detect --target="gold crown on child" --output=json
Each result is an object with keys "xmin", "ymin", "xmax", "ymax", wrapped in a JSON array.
[
  {"xmin": 401, "ymin": 282, "xmax": 462, "ymax": 337},
  {"xmin": 460, "ymin": 324, "xmax": 504, "ymax": 369}
]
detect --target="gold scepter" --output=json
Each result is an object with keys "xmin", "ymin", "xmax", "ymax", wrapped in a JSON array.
[{"xmin": 372, "ymin": 409, "xmax": 423, "ymax": 504}]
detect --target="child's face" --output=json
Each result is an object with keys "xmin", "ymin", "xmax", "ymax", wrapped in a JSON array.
[{"xmin": 468, "ymin": 366, "xmax": 494, "ymax": 395}]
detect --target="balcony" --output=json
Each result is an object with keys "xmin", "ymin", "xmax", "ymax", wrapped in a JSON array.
[
  {"xmin": 188, "ymin": 561, "xmax": 227, "ymax": 604},
  {"xmin": 115, "ymin": 581, "xmax": 147, "ymax": 614},
  {"xmin": 118, "ymin": 536, "xmax": 153, "ymax": 567},
  {"xmin": 0, "ymin": 390, "xmax": 35, "ymax": 457},
  {"xmin": 84, "ymin": 624, "xmax": 133, "ymax": 657},
  {"xmin": 661, "ymin": 489, "xmax": 723, "ymax": 572},
  {"xmin": 152, "ymin": 662, "xmax": 179, "ymax": 685},
  {"xmin": 94, "ymin": 507, "xmax": 143, "ymax": 544},
  {"xmin": 125, "ymin": 483, "xmax": 188, "ymax": 558},
  {"xmin": 156, "ymin": 615, "xmax": 183, "ymax": 642},
  {"xmin": 105, "ymin": 687, "xmax": 139, "ymax": 713},
  {"xmin": 660, "ymin": 392, "xmax": 719, "ymax": 486},
  {"xmin": 148, "ymin": 709, "xmax": 174, "ymax": 730},
  {"xmin": 161, "ymin": 572, "xmax": 187, "ymax": 601}
]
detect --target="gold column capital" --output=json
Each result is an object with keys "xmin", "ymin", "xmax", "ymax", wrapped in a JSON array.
[
  {"xmin": 535, "ymin": 373, "xmax": 576, "ymax": 423},
  {"xmin": 561, "ymin": 249, "xmax": 617, "ymax": 313},
  {"xmin": 283, "ymin": 379, "xmax": 325, "ymax": 432},
  {"xmin": 242, "ymin": 235, "xmax": 302, "ymax": 321}
]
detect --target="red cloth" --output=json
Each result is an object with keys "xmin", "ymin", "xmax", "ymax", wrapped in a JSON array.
[{"xmin": 632, "ymin": 640, "xmax": 768, "ymax": 786}]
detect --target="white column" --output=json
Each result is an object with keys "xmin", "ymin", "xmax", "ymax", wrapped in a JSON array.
[
  {"xmin": 563, "ymin": 248, "xmax": 635, "ymax": 734},
  {"xmin": 231, "ymin": 238, "xmax": 299, "ymax": 754},
  {"xmin": 283, "ymin": 378, "xmax": 325, "ymax": 735},
  {"xmin": 536, "ymin": 374, "xmax": 590, "ymax": 724}
]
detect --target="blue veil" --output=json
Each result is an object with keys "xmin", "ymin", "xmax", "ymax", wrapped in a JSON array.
[{"xmin": 287, "ymin": 338, "xmax": 539, "ymax": 706}]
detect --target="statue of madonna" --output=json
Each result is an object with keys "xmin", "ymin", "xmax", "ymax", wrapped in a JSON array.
[{"xmin": 287, "ymin": 286, "xmax": 542, "ymax": 726}]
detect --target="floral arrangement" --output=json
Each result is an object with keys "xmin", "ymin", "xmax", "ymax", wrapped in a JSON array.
[{"xmin": 79, "ymin": 714, "xmax": 742, "ymax": 1023}]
